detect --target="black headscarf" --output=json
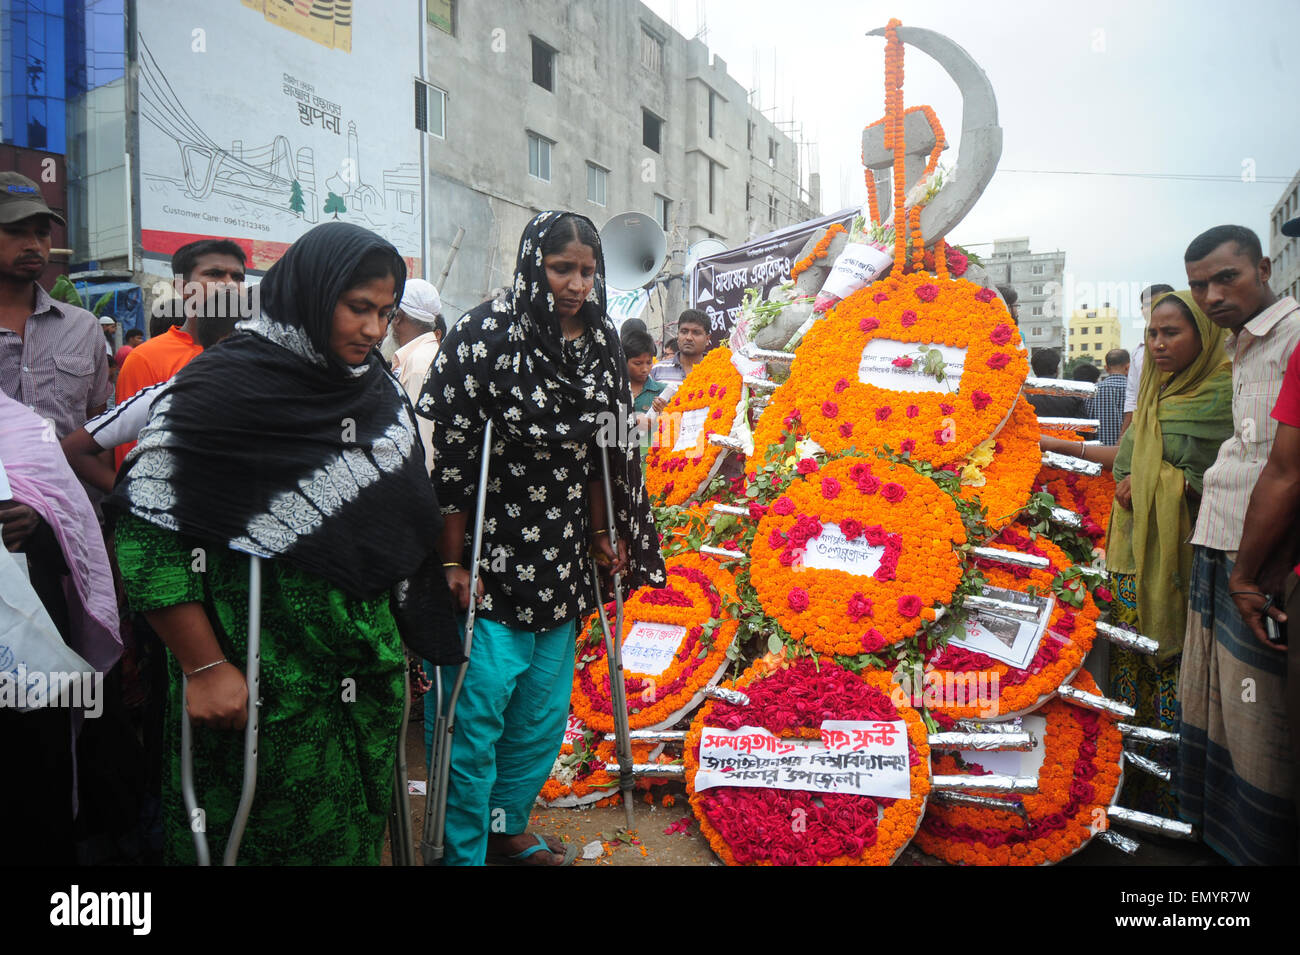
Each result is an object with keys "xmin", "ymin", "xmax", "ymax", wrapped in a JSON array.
[
  {"xmin": 112, "ymin": 222, "xmax": 461, "ymax": 662},
  {"xmin": 419, "ymin": 210, "xmax": 665, "ymax": 592}
]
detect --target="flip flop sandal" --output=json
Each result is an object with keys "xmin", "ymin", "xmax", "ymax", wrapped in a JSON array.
[{"xmin": 490, "ymin": 833, "xmax": 576, "ymax": 867}]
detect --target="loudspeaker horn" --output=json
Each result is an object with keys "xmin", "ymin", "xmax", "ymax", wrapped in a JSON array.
[{"xmin": 601, "ymin": 212, "xmax": 667, "ymax": 291}]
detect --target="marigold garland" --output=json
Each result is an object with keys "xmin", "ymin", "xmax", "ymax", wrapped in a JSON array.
[
  {"xmin": 790, "ymin": 223, "xmax": 848, "ymax": 281},
  {"xmin": 539, "ymin": 724, "xmax": 670, "ymax": 807},
  {"xmin": 1036, "ymin": 466, "xmax": 1116, "ymax": 543},
  {"xmin": 923, "ymin": 529, "xmax": 1099, "ymax": 718},
  {"xmin": 914, "ymin": 670, "xmax": 1123, "ymax": 865},
  {"xmin": 945, "ymin": 396, "xmax": 1041, "ymax": 531},
  {"xmin": 684, "ymin": 659, "xmax": 930, "ymax": 866},
  {"xmin": 750, "ymin": 457, "xmax": 966, "ymax": 655},
  {"xmin": 570, "ymin": 553, "xmax": 739, "ymax": 732},
  {"xmin": 785, "ymin": 271, "xmax": 1028, "ymax": 464},
  {"xmin": 645, "ymin": 347, "xmax": 744, "ymax": 507}
]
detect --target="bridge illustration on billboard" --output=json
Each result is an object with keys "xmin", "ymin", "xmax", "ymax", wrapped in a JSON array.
[{"xmin": 138, "ymin": 37, "xmax": 418, "ymax": 230}]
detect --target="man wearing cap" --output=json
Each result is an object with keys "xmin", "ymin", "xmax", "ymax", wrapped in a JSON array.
[
  {"xmin": 389, "ymin": 277, "xmax": 444, "ymax": 472},
  {"xmin": 0, "ymin": 171, "xmax": 109, "ymax": 440}
]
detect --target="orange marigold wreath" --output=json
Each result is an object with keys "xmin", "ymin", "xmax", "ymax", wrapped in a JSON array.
[
  {"xmin": 923, "ymin": 528, "xmax": 1099, "ymax": 719},
  {"xmin": 570, "ymin": 553, "xmax": 739, "ymax": 732},
  {"xmin": 784, "ymin": 271, "xmax": 1028, "ymax": 464},
  {"xmin": 750, "ymin": 457, "xmax": 966, "ymax": 656},
  {"xmin": 914, "ymin": 670, "xmax": 1123, "ymax": 865},
  {"xmin": 684, "ymin": 659, "xmax": 930, "ymax": 866},
  {"xmin": 945, "ymin": 396, "xmax": 1042, "ymax": 532},
  {"xmin": 645, "ymin": 346, "xmax": 745, "ymax": 507}
]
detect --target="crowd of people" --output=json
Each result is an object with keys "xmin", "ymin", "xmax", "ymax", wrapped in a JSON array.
[{"xmin": 2, "ymin": 161, "xmax": 1297, "ymax": 867}]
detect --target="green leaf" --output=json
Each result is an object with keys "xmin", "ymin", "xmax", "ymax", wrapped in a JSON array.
[{"xmin": 766, "ymin": 633, "xmax": 783, "ymax": 655}]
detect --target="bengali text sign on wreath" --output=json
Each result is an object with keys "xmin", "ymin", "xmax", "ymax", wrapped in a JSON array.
[
  {"xmin": 914, "ymin": 670, "xmax": 1123, "ymax": 865},
  {"xmin": 571, "ymin": 553, "xmax": 739, "ymax": 732},
  {"xmin": 750, "ymin": 456, "xmax": 967, "ymax": 655},
  {"xmin": 645, "ymin": 346, "xmax": 746, "ymax": 506},
  {"xmin": 784, "ymin": 271, "xmax": 1028, "ymax": 465},
  {"xmin": 684, "ymin": 658, "xmax": 930, "ymax": 866},
  {"xmin": 923, "ymin": 529, "xmax": 1100, "ymax": 719}
]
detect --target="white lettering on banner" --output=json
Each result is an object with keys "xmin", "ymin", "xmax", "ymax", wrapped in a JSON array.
[
  {"xmin": 801, "ymin": 523, "xmax": 885, "ymax": 575},
  {"xmin": 672, "ymin": 407, "xmax": 711, "ymax": 453},
  {"xmin": 858, "ymin": 339, "xmax": 967, "ymax": 393},
  {"xmin": 622, "ymin": 622, "xmax": 688, "ymax": 676},
  {"xmin": 748, "ymin": 255, "xmax": 792, "ymax": 285},
  {"xmin": 695, "ymin": 721, "xmax": 911, "ymax": 798},
  {"xmin": 714, "ymin": 267, "xmax": 752, "ymax": 293},
  {"xmin": 564, "ymin": 715, "xmax": 584, "ymax": 745}
]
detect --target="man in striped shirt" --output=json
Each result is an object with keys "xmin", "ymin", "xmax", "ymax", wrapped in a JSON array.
[
  {"xmin": 1178, "ymin": 224, "xmax": 1300, "ymax": 865},
  {"xmin": 1085, "ymin": 348, "xmax": 1129, "ymax": 446}
]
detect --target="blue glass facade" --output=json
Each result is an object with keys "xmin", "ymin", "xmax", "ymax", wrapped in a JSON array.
[{"xmin": 0, "ymin": 0, "xmax": 68, "ymax": 151}]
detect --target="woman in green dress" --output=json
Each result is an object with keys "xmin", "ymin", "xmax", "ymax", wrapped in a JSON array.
[
  {"xmin": 112, "ymin": 223, "xmax": 457, "ymax": 864},
  {"xmin": 1105, "ymin": 291, "xmax": 1232, "ymax": 815}
]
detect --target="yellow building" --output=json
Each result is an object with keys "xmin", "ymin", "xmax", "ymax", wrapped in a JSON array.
[{"xmin": 1068, "ymin": 304, "xmax": 1122, "ymax": 365}]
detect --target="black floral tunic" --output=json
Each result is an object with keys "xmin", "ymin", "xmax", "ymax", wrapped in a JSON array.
[{"xmin": 418, "ymin": 211, "xmax": 664, "ymax": 630}]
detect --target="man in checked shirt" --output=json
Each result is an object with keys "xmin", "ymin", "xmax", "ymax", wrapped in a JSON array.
[{"xmin": 0, "ymin": 171, "xmax": 109, "ymax": 440}]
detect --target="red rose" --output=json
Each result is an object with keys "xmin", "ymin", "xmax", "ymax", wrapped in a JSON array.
[
  {"xmin": 987, "ymin": 353, "xmax": 1011, "ymax": 369},
  {"xmin": 863, "ymin": 524, "xmax": 887, "ymax": 546},
  {"xmin": 875, "ymin": 406, "xmax": 892, "ymax": 421},
  {"xmin": 847, "ymin": 594, "xmax": 874, "ymax": 622},
  {"xmin": 787, "ymin": 587, "xmax": 810, "ymax": 612},
  {"xmin": 891, "ymin": 355, "xmax": 914, "ymax": 369},
  {"xmin": 900, "ymin": 309, "xmax": 918, "ymax": 327},
  {"xmin": 939, "ymin": 402, "xmax": 954, "ymax": 415},
  {"xmin": 772, "ymin": 496, "xmax": 796, "ymax": 516},
  {"xmin": 872, "ymin": 292, "xmax": 889, "ymax": 303},
  {"xmin": 840, "ymin": 518, "xmax": 863, "ymax": 540},
  {"xmin": 946, "ymin": 247, "xmax": 969, "ymax": 276},
  {"xmin": 897, "ymin": 594, "xmax": 923, "ymax": 617},
  {"xmin": 834, "ymin": 377, "xmax": 850, "ymax": 393},
  {"xmin": 971, "ymin": 390, "xmax": 992, "ymax": 410},
  {"xmin": 900, "ymin": 438, "xmax": 916, "ymax": 453},
  {"xmin": 974, "ymin": 287, "xmax": 997, "ymax": 303},
  {"xmin": 933, "ymin": 428, "xmax": 952, "ymax": 445},
  {"xmin": 718, "ymin": 386, "xmax": 727, "ymax": 398},
  {"xmin": 990, "ymin": 323, "xmax": 1014, "ymax": 346},
  {"xmin": 782, "ymin": 409, "xmax": 801, "ymax": 428},
  {"xmin": 857, "ymin": 472, "xmax": 881, "ymax": 494},
  {"xmin": 821, "ymin": 477, "xmax": 842, "ymax": 499},
  {"xmin": 859, "ymin": 316, "xmax": 880, "ymax": 332},
  {"xmin": 839, "ymin": 422, "xmax": 854, "ymax": 438},
  {"xmin": 821, "ymin": 400, "xmax": 839, "ymax": 419},
  {"xmin": 708, "ymin": 383, "xmax": 718, "ymax": 396},
  {"xmin": 749, "ymin": 501, "xmax": 769, "ymax": 519},
  {"xmin": 880, "ymin": 482, "xmax": 907, "ymax": 502},
  {"xmin": 767, "ymin": 529, "xmax": 787, "ymax": 549},
  {"xmin": 914, "ymin": 283, "xmax": 940, "ymax": 303},
  {"xmin": 663, "ymin": 481, "xmax": 674, "ymax": 496},
  {"xmin": 861, "ymin": 628, "xmax": 885, "ymax": 652},
  {"xmin": 906, "ymin": 405, "xmax": 920, "ymax": 418},
  {"xmin": 1095, "ymin": 586, "xmax": 1114, "ymax": 602},
  {"xmin": 796, "ymin": 457, "xmax": 819, "ymax": 475},
  {"xmin": 778, "ymin": 547, "xmax": 800, "ymax": 567},
  {"xmin": 849, "ymin": 463, "xmax": 870, "ymax": 482}
]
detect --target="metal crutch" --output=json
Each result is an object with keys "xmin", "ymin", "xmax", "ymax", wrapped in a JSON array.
[
  {"xmin": 588, "ymin": 443, "xmax": 636, "ymax": 831},
  {"xmin": 179, "ymin": 554, "xmax": 263, "ymax": 866},
  {"xmin": 421, "ymin": 420, "xmax": 494, "ymax": 865},
  {"xmin": 388, "ymin": 665, "xmax": 415, "ymax": 866}
]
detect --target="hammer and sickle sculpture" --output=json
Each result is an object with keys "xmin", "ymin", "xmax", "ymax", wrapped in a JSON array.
[{"xmin": 862, "ymin": 25, "xmax": 1003, "ymax": 246}]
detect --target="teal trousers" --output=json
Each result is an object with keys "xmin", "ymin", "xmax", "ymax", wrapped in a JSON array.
[{"xmin": 424, "ymin": 616, "xmax": 576, "ymax": 866}]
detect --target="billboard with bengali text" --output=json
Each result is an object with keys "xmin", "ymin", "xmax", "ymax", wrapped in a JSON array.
[{"xmin": 136, "ymin": 0, "xmax": 421, "ymax": 275}]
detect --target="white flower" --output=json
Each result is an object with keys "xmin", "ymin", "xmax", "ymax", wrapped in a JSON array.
[
  {"xmin": 567, "ymin": 483, "xmax": 582, "ymax": 500},
  {"xmin": 543, "ymin": 547, "xmax": 559, "ymax": 561},
  {"xmin": 509, "ymin": 462, "xmax": 526, "ymax": 477},
  {"xmin": 457, "ymin": 342, "xmax": 469, "ymax": 361},
  {"xmin": 555, "ymin": 422, "xmax": 570, "ymax": 435},
  {"xmin": 518, "ymin": 606, "xmax": 533, "ymax": 624},
  {"xmin": 480, "ymin": 593, "xmax": 494, "ymax": 611},
  {"xmin": 562, "ymin": 522, "xmax": 574, "ymax": 539},
  {"xmin": 503, "ymin": 406, "xmax": 522, "ymax": 421},
  {"xmin": 536, "ymin": 449, "xmax": 551, "ymax": 460},
  {"xmin": 510, "ymin": 386, "xmax": 524, "ymax": 400},
  {"xmin": 482, "ymin": 315, "xmax": 498, "ymax": 331},
  {"xmin": 552, "ymin": 468, "xmax": 568, "ymax": 481},
  {"xmin": 418, "ymin": 393, "xmax": 433, "ymax": 411},
  {"xmin": 529, "ymin": 424, "xmax": 546, "ymax": 438},
  {"xmin": 495, "ymin": 354, "xmax": 510, "ymax": 370},
  {"xmin": 528, "ymin": 485, "xmax": 547, "ymax": 502},
  {"xmin": 545, "ymin": 507, "xmax": 561, "ymax": 520},
  {"xmin": 484, "ymin": 518, "xmax": 498, "ymax": 533},
  {"xmin": 553, "ymin": 603, "xmax": 568, "ymax": 620},
  {"xmin": 546, "ymin": 292, "xmax": 555, "ymax": 312},
  {"xmin": 518, "ymin": 564, "xmax": 536, "ymax": 582},
  {"xmin": 452, "ymin": 414, "xmax": 471, "ymax": 429},
  {"xmin": 522, "ymin": 525, "xmax": 541, "ymax": 542},
  {"xmin": 506, "ymin": 503, "xmax": 521, "ymax": 518},
  {"xmin": 558, "ymin": 563, "xmax": 571, "ymax": 580},
  {"xmin": 443, "ymin": 384, "xmax": 456, "ymax": 403},
  {"xmin": 443, "ymin": 467, "xmax": 462, "ymax": 482},
  {"xmin": 471, "ymin": 341, "xmax": 488, "ymax": 359},
  {"xmin": 464, "ymin": 375, "xmax": 478, "ymax": 397},
  {"xmin": 538, "ymin": 588, "xmax": 553, "ymax": 601},
  {"xmin": 434, "ymin": 353, "xmax": 448, "ymax": 372},
  {"xmin": 530, "ymin": 385, "xmax": 547, "ymax": 406}
]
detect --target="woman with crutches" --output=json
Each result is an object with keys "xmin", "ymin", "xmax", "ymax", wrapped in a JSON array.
[
  {"xmin": 111, "ymin": 223, "xmax": 459, "ymax": 864},
  {"xmin": 418, "ymin": 211, "xmax": 665, "ymax": 866}
]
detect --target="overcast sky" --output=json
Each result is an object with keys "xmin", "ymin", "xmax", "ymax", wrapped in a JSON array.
[{"xmin": 641, "ymin": 0, "xmax": 1300, "ymax": 348}]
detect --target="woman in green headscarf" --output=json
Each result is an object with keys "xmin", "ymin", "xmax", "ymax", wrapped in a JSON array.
[{"xmin": 1106, "ymin": 290, "xmax": 1232, "ymax": 815}]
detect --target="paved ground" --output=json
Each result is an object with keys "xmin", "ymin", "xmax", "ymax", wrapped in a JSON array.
[{"xmin": 387, "ymin": 715, "xmax": 1223, "ymax": 867}]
